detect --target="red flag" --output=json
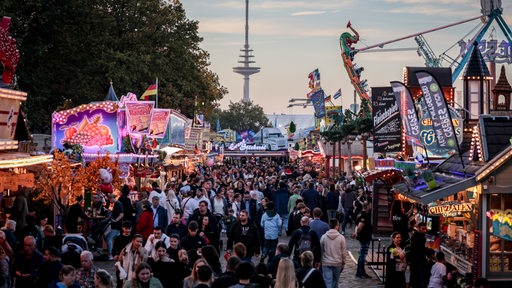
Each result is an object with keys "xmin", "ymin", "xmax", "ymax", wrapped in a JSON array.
[{"xmin": 140, "ymin": 84, "xmax": 157, "ymax": 100}]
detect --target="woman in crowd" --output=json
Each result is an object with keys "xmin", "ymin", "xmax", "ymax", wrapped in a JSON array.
[
  {"xmin": 182, "ymin": 259, "xmax": 210, "ymax": 288},
  {"xmin": 200, "ymin": 245, "xmax": 222, "ymax": 278},
  {"xmin": 198, "ymin": 215, "xmax": 218, "ymax": 250},
  {"xmin": 167, "ymin": 234, "xmax": 181, "ymax": 262},
  {"xmin": 123, "ymin": 262, "xmax": 163, "ymax": 288},
  {"xmin": 118, "ymin": 234, "xmax": 148, "ymax": 286},
  {"xmin": 385, "ymin": 231, "xmax": 407, "ymax": 288},
  {"xmin": 296, "ymin": 251, "xmax": 326, "ymax": 288},
  {"xmin": 94, "ymin": 269, "xmax": 114, "ymax": 288},
  {"xmin": 136, "ymin": 201, "xmax": 153, "ymax": 241},
  {"xmin": 165, "ymin": 182, "xmax": 180, "ymax": 222},
  {"xmin": 147, "ymin": 241, "xmax": 175, "ymax": 288},
  {"xmin": 274, "ymin": 258, "xmax": 297, "ymax": 288},
  {"xmin": 49, "ymin": 265, "xmax": 79, "ymax": 288}
]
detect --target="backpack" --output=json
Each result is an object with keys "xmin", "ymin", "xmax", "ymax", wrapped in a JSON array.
[{"xmin": 296, "ymin": 230, "xmax": 312, "ymax": 255}]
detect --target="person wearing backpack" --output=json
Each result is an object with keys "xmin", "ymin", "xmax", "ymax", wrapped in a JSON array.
[
  {"xmin": 352, "ymin": 199, "xmax": 372, "ymax": 279},
  {"xmin": 288, "ymin": 216, "xmax": 321, "ymax": 266}
]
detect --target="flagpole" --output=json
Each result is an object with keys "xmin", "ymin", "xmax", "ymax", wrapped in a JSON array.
[{"xmin": 155, "ymin": 78, "xmax": 159, "ymax": 108}]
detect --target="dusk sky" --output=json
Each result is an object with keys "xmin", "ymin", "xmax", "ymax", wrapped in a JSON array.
[{"xmin": 182, "ymin": 0, "xmax": 512, "ymax": 115}]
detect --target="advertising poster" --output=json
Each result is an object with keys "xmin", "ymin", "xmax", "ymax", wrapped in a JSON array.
[
  {"xmin": 390, "ymin": 81, "xmax": 423, "ymax": 147},
  {"xmin": 325, "ymin": 106, "xmax": 343, "ymax": 126},
  {"xmin": 415, "ymin": 71, "xmax": 461, "ymax": 157},
  {"xmin": 52, "ymin": 102, "xmax": 119, "ymax": 153},
  {"xmin": 372, "ymin": 87, "xmax": 402, "ymax": 153},
  {"xmin": 148, "ymin": 109, "xmax": 170, "ymax": 138},
  {"xmin": 125, "ymin": 101, "xmax": 154, "ymax": 134},
  {"xmin": 161, "ymin": 113, "xmax": 187, "ymax": 146},
  {"xmin": 311, "ymin": 89, "xmax": 326, "ymax": 118}
]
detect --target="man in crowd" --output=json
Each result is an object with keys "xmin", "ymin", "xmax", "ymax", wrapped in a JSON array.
[
  {"xmin": 227, "ymin": 210, "xmax": 260, "ymax": 262},
  {"xmin": 181, "ymin": 221, "xmax": 207, "ymax": 265},
  {"xmin": 151, "ymin": 195, "xmax": 169, "ymax": 229},
  {"xmin": 353, "ymin": 199, "xmax": 373, "ymax": 279},
  {"xmin": 144, "ymin": 226, "xmax": 171, "ymax": 258},
  {"xmin": 106, "ymin": 193, "xmax": 124, "ymax": 260},
  {"xmin": 240, "ymin": 192, "xmax": 258, "ymax": 221},
  {"xmin": 310, "ymin": 207, "xmax": 329, "ymax": 239},
  {"xmin": 76, "ymin": 250, "xmax": 99, "ymax": 288},
  {"xmin": 166, "ymin": 211, "xmax": 187, "ymax": 239},
  {"xmin": 341, "ymin": 184, "xmax": 356, "ymax": 235},
  {"xmin": 15, "ymin": 235, "xmax": 44, "ymax": 286},
  {"xmin": 321, "ymin": 219, "xmax": 346, "ymax": 288},
  {"xmin": 301, "ymin": 182, "xmax": 321, "ymax": 211},
  {"xmin": 409, "ymin": 222, "xmax": 428, "ymax": 288},
  {"xmin": 211, "ymin": 256, "xmax": 240, "ymax": 288},
  {"xmin": 37, "ymin": 247, "xmax": 63, "ymax": 287},
  {"xmin": 288, "ymin": 216, "xmax": 321, "ymax": 266}
]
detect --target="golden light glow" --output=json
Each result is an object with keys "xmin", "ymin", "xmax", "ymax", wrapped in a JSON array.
[
  {"xmin": 0, "ymin": 88, "xmax": 28, "ymax": 101},
  {"xmin": 0, "ymin": 155, "xmax": 53, "ymax": 169}
]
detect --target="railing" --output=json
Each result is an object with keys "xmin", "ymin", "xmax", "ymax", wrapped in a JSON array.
[{"xmin": 366, "ymin": 237, "xmax": 388, "ymax": 283}]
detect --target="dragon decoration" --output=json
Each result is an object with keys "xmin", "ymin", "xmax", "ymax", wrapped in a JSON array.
[
  {"xmin": 0, "ymin": 17, "xmax": 20, "ymax": 86},
  {"xmin": 340, "ymin": 22, "xmax": 370, "ymax": 107}
]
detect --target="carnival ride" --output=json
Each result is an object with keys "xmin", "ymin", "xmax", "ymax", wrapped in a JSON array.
[{"xmin": 339, "ymin": 0, "xmax": 512, "ymax": 104}]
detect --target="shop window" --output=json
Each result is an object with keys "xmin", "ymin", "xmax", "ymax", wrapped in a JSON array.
[{"xmin": 488, "ymin": 194, "xmax": 512, "ymax": 273}]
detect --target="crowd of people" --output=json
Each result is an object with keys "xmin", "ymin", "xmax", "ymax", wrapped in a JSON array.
[{"xmin": 3, "ymin": 159, "xmax": 492, "ymax": 288}]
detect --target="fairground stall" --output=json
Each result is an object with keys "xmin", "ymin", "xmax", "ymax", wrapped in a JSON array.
[
  {"xmin": 52, "ymin": 92, "xmax": 191, "ymax": 191},
  {"xmin": 0, "ymin": 17, "xmax": 54, "ymax": 219}
]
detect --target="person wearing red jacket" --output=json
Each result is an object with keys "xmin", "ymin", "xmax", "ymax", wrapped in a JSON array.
[{"xmin": 136, "ymin": 200, "xmax": 154, "ymax": 241}]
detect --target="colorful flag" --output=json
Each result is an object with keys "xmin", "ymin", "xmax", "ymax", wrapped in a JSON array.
[
  {"xmin": 390, "ymin": 81, "xmax": 423, "ymax": 147},
  {"xmin": 140, "ymin": 84, "xmax": 157, "ymax": 100},
  {"xmin": 415, "ymin": 71, "xmax": 460, "ymax": 155},
  {"xmin": 324, "ymin": 95, "xmax": 332, "ymax": 103},
  {"xmin": 308, "ymin": 69, "xmax": 321, "ymax": 91},
  {"xmin": 333, "ymin": 88, "xmax": 342, "ymax": 100}
]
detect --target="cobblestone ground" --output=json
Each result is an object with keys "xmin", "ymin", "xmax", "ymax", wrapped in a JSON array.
[{"xmin": 96, "ymin": 225, "xmax": 384, "ymax": 287}]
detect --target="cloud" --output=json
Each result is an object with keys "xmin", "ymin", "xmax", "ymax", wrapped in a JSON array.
[
  {"xmin": 380, "ymin": 0, "xmax": 474, "ymax": 4},
  {"xmin": 292, "ymin": 11, "xmax": 327, "ymax": 16},
  {"xmin": 217, "ymin": 0, "xmax": 355, "ymax": 11}
]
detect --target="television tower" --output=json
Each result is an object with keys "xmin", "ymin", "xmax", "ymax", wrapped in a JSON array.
[{"xmin": 233, "ymin": 0, "xmax": 260, "ymax": 102}]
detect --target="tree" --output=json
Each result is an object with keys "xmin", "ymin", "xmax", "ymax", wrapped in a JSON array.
[
  {"xmin": 218, "ymin": 100, "xmax": 271, "ymax": 132},
  {"xmin": 35, "ymin": 150, "xmax": 84, "ymax": 223},
  {"xmin": 0, "ymin": 0, "xmax": 226, "ymax": 133}
]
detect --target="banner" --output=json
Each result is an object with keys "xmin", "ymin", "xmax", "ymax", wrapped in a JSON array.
[
  {"xmin": 125, "ymin": 101, "xmax": 154, "ymax": 134},
  {"xmin": 148, "ymin": 109, "xmax": 170, "ymax": 138},
  {"xmin": 415, "ymin": 71, "xmax": 458, "ymax": 154},
  {"xmin": 372, "ymin": 87, "xmax": 402, "ymax": 153},
  {"xmin": 325, "ymin": 106, "xmax": 343, "ymax": 126},
  {"xmin": 390, "ymin": 81, "xmax": 423, "ymax": 147},
  {"xmin": 311, "ymin": 89, "xmax": 326, "ymax": 118}
]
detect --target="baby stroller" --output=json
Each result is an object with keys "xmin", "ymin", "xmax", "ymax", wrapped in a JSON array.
[
  {"xmin": 87, "ymin": 218, "xmax": 112, "ymax": 259},
  {"xmin": 62, "ymin": 234, "xmax": 88, "ymax": 268}
]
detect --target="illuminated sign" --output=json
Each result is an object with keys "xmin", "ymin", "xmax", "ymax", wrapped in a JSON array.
[
  {"xmin": 52, "ymin": 102, "xmax": 119, "ymax": 154},
  {"xmin": 228, "ymin": 140, "xmax": 267, "ymax": 151},
  {"xmin": 429, "ymin": 201, "xmax": 473, "ymax": 217}
]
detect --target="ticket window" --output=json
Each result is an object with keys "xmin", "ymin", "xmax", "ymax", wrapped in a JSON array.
[{"xmin": 488, "ymin": 194, "xmax": 512, "ymax": 273}]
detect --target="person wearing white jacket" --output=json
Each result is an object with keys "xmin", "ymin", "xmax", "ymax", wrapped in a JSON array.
[{"xmin": 320, "ymin": 219, "xmax": 347, "ymax": 288}]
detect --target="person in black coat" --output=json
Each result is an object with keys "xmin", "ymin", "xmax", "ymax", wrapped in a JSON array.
[
  {"xmin": 301, "ymin": 182, "xmax": 321, "ymax": 211},
  {"xmin": 166, "ymin": 211, "xmax": 188, "ymax": 239},
  {"xmin": 211, "ymin": 255, "xmax": 239, "ymax": 288},
  {"xmin": 65, "ymin": 196, "xmax": 89, "ymax": 234},
  {"xmin": 37, "ymin": 247, "xmax": 63, "ymax": 287},
  {"xmin": 296, "ymin": 251, "xmax": 326, "ymax": 288},
  {"xmin": 267, "ymin": 243, "xmax": 298, "ymax": 278},
  {"xmin": 240, "ymin": 192, "xmax": 258, "ymax": 222},
  {"xmin": 288, "ymin": 216, "xmax": 321, "ymax": 265},
  {"xmin": 119, "ymin": 185, "xmax": 135, "ymax": 224},
  {"xmin": 227, "ymin": 210, "xmax": 260, "ymax": 262},
  {"xmin": 180, "ymin": 221, "xmax": 207, "ymax": 265}
]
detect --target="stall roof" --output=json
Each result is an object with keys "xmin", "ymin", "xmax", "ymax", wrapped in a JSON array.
[{"xmin": 393, "ymin": 174, "xmax": 476, "ymax": 204}]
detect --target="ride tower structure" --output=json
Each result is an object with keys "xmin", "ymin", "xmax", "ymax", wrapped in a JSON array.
[{"xmin": 233, "ymin": 0, "xmax": 260, "ymax": 103}]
